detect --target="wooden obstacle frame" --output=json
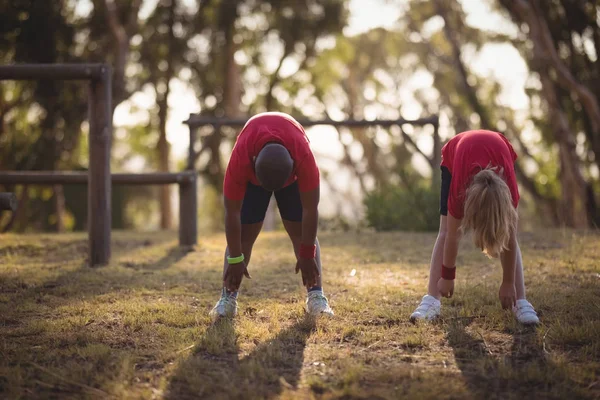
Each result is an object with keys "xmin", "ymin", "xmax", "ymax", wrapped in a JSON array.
[
  {"xmin": 0, "ymin": 192, "xmax": 17, "ymax": 211},
  {"xmin": 182, "ymin": 114, "xmax": 440, "ymax": 172},
  {"xmin": 0, "ymin": 64, "xmax": 197, "ymax": 266},
  {"xmin": 0, "ymin": 64, "xmax": 439, "ymax": 266}
]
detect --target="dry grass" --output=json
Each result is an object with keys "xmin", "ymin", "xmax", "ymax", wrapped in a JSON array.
[{"xmin": 1, "ymin": 229, "xmax": 599, "ymax": 399}]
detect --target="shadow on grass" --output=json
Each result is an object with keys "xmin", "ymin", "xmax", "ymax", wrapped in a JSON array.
[
  {"xmin": 446, "ymin": 320, "xmax": 590, "ymax": 400},
  {"xmin": 121, "ymin": 245, "xmax": 193, "ymax": 271},
  {"xmin": 0, "ymin": 233, "xmax": 202, "ymax": 398},
  {"xmin": 165, "ymin": 315, "xmax": 316, "ymax": 400},
  {"xmin": 0, "ymin": 236, "xmax": 191, "ymax": 299},
  {"xmin": 0, "ymin": 235, "xmax": 197, "ymax": 341}
]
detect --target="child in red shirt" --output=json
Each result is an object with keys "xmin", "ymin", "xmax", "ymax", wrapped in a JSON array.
[
  {"xmin": 410, "ymin": 130, "xmax": 539, "ymax": 324},
  {"xmin": 210, "ymin": 112, "xmax": 334, "ymax": 319}
]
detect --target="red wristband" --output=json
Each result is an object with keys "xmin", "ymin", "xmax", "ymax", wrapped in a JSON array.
[
  {"xmin": 299, "ymin": 243, "xmax": 317, "ymax": 259},
  {"xmin": 441, "ymin": 264, "xmax": 456, "ymax": 280}
]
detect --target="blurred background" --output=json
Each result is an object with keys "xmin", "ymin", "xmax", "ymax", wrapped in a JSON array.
[{"xmin": 0, "ymin": 0, "xmax": 599, "ymax": 234}]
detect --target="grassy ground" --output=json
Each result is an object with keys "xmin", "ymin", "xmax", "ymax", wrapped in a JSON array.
[{"xmin": 0, "ymin": 229, "xmax": 599, "ymax": 399}]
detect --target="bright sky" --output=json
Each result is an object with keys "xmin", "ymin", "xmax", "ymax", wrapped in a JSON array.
[
  {"xmin": 114, "ymin": 0, "xmax": 529, "ymax": 154},
  {"xmin": 111, "ymin": 0, "xmax": 531, "ymax": 217}
]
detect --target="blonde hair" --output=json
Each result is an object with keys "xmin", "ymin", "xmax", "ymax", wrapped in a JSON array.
[{"xmin": 462, "ymin": 167, "xmax": 518, "ymax": 258}]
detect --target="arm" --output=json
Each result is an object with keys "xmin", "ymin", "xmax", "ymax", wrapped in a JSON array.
[
  {"xmin": 442, "ymin": 213, "xmax": 461, "ymax": 268},
  {"xmin": 438, "ymin": 213, "xmax": 461, "ymax": 297},
  {"xmin": 294, "ymin": 148, "xmax": 321, "ymax": 288},
  {"xmin": 295, "ymin": 187, "xmax": 320, "ymax": 288},
  {"xmin": 300, "ymin": 187, "xmax": 319, "ymax": 247},
  {"xmin": 222, "ymin": 144, "xmax": 247, "ymax": 259},
  {"xmin": 222, "ymin": 147, "xmax": 250, "ymax": 291},
  {"xmin": 224, "ymin": 197, "xmax": 243, "ymax": 258}
]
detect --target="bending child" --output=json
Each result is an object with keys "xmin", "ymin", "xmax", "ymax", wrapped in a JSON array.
[
  {"xmin": 210, "ymin": 112, "xmax": 334, "ymax": 319},
  {"xmin": 410, "ymin": 129, "xmax": 539, "ymax": 325}
]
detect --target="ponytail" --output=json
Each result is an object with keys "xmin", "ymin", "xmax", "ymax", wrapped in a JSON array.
[{"xmin": 462, "ymin": 167, "xmax": 518, "ymax": 258}]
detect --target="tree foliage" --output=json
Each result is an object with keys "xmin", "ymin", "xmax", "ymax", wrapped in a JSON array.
[{"xmin": 1, "ymin": 0, "xmax": 598, "ymax": 232}]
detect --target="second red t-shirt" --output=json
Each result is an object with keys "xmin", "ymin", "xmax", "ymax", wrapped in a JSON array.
[{"xmin": 441, "ymin": 129, "xmax": 520, "ymax": 219}]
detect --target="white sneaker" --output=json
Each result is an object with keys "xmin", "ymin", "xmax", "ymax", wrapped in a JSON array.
[
  {"xmin": 209, "ymin": 290, "xmax": 238, "ymax": 319},
  {"xmin": 410, "ymin": 294, "xmax": 441, "ymax": 322},
  {"xmin": 306, "ymin": 291, "xmax": 334, "ymax": 317},
  {"xmin": 513, "ymin": 299, "xmax": 539, "ymax": 325}
]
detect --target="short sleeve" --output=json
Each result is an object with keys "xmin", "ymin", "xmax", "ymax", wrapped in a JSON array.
[
  {"xmin": 295, "ymin": 152, "xmax": 320, "ymax": 192},
  {"xmin": 223, "ymin": 148, "xmax": 249, "ymax": 201},
  {"xmin": 498, "ymin": 133, "xmax": 518, "ymax": 162},
  {"xmin": 440, "ymin": 141, "xmax": 453, "ymax": 171}
]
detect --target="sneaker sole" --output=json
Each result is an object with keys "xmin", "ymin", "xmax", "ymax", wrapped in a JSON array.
[
  {"xmin": 209, "ymin": 311, "xmax": 237, "ymax": 320},
  {"xmin": 410, "ymin": 313, "xmax": 439, "ymax": 323},
  {"xmin": 306, "ymin": 310, "xmax": 335, "ymax": 318},
  {"xmin": 518, "ymin": 318, "xmax": 540, "ymax": 325}
]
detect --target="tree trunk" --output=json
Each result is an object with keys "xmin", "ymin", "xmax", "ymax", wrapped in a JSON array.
[
  {"xmin": 103, "ymin": 0, "xmax": 142, "ymax": 108},
  {"xmin": 157, "ymin": 92, "xmax": 172, "ymax": 229},
  {"xmin": 200, "ymin": 0, "xmax": 242, "ymax": 193},
  {"xmin": 499, "ymin": 0, "xmax": 600, "ymax": 226},
  {"xmin": 434, "ymin": 0, "xmax": 494, "ymax": 129},
  {"xmin": 156, "ymin": 0, "xmax": 176, "ymax": 230},
  {"xmin": 540, "ymin": 72, "xmax": 589, "ymax": 227}
]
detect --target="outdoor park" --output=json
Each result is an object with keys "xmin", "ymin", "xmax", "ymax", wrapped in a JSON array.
[{"xmin": 1, "ymin": 0, "xmax": 599, "ymax": 399}]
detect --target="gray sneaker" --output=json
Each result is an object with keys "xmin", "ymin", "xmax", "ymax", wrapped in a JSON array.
[
  {"xmin": 306, "ymin": 291, "xmax": 334, "ymax": 317},
  {"xmin": 209, "ymin": 290, "xmax": 238, "ymax": 319}
]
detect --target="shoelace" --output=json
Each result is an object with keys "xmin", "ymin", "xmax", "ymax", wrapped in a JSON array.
[
  {"xmin": 308, "ymin": 293, "xmax": 329, "ymax": 308},
  {"xmin": 219, "ymin": 293, "xmax": 236, "ymax": 307}
]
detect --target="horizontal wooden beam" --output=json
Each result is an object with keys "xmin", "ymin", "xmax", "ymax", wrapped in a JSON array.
[
  {"xmin": 0, "ymin": 193, "xmax": 17, "ymax": 211},
  {"xmin": 0, "ymin": 64, "xmax": 108, "ymax": 81},
  {"xmin": 183, "ymin": 115, "xmax": 439, "ymax": 129},
  {"xmin": 0, "ymin": 171, "xmax": 196, "ymax": 185}
]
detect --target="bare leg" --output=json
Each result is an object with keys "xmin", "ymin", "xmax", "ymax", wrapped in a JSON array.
[
  {"xmin": 514, "ymin": 241, "xmax": 526, "ymax": 300},
  {"xmin": 500, "ymin": 232, "xmax": 527, "ymax": 301},
  {"xmin": 500, "ymin": 236, "xmax": 539, "ymax": 323},
  {"xmin": 281, "ymin": 219, "xmax": 323, "ymax": 288},
  {"xmin": 427, "ymin": 216, "xmax": 447, "ymax": 299},
  {"xmin": 222, "ymin": 222, "xmax": 263, "ymax": 284}
]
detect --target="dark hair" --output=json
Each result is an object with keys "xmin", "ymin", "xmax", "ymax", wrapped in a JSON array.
[{"xmin": 255, "ymin": 143, "xmax": 293, "ymax": 191}]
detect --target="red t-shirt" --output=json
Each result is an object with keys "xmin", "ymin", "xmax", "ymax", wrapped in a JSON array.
[
  {"xmin": 441, "ymin": 130, "xmax": 519, "ymax": 219},
  {"xmin": 223, "ymin": 112, "xmax": 320, "ymax": 200}
]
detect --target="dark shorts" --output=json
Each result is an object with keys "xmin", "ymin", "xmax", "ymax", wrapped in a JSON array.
[
  {"xmin": 241, "ymin": 181, "xmax": 303, "ymax": 224},
  {"xmin": 440, "ymin": 166, "xmax": 452, "ymax": 216}
]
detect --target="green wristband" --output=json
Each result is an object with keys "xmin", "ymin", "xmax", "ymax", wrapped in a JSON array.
[{"xmin": 227, "ymin": 254, "xmax": 245, "ymax": 264}]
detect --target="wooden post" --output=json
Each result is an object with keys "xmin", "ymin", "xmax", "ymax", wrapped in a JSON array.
[
  {"xmin": 88, "ymin": 66, "xmax": 112, "ymax": 266},
  {"xmin": 183, "ymin": 122, "xmax": 198, "ymax": 249},
  {"xmin": 0, "ymin": 193, "xmax": 17, "ymax": 211},
  {"xmin": 187, "ymin": 123, "xmax": 196, "ymax": 171},
  {"xmin": 179, "ymin": 174, "xmax": 197, "ymax": 247}
]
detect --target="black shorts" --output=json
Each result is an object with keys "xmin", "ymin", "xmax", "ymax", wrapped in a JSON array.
[
  {"xmin": 440, "ymin": 166, "xmax": 452, "ymax": 216},
  {"xmin": 241, "ymin": 181, "xmax": 303, "ymax": 224}
]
